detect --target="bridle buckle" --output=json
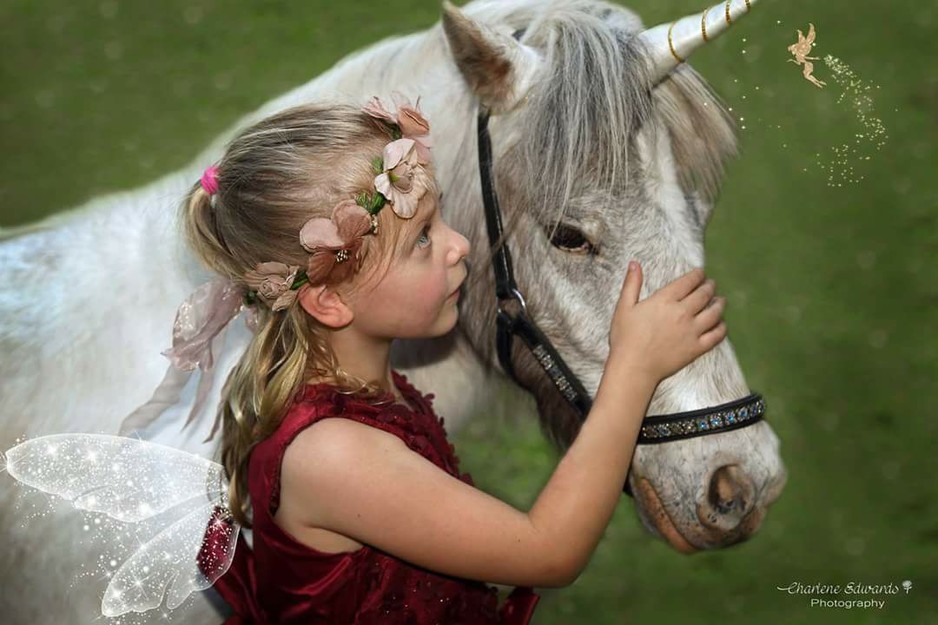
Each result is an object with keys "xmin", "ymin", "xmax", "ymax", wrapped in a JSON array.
[{"xmin": 496, "ymin": 287, "xmax": 528, "ymax": 322}]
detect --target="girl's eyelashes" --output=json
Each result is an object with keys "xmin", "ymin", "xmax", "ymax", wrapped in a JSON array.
[{"xmin": 416, "ymin": 223, "xmax": 432, "ymax": 249}]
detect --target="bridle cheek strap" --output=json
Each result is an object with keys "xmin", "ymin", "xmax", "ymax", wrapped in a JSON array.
[{"xmin": 475, "ymin": 111, "xmax": 765, "ymax": 496}]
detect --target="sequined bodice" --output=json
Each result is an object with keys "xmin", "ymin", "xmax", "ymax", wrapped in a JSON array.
[{"xmin": 209, "ymin": 371, "xmax": 538, "ymax": 625}]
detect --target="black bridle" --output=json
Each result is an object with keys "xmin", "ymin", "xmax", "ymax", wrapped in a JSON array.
[{"xmin": 475, "ymin": 111, "xmax": 765, "ymax": 495}]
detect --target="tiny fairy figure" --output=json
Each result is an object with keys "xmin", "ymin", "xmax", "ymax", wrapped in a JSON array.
[{"xmin": 788, "ymin": 23, "xmax": 827, "ymax": 89}]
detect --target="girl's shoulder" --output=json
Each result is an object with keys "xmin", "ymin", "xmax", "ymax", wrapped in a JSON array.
[
  {"xmin": 269, "ymin": 371, "xmax": 436, "ymax": 449},
  {"xmin": 288, "ymin": 371, "xmax": 455, "ymax": 469},
  {"xmin": 292, "ymin": 370, "xmax": 435, "ymax": 418},
  {"xmin": 250, "ymin": 370, "xmax": 464, "ymax": 519}
]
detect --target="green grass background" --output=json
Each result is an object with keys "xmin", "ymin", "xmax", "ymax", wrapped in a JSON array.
[{"xmin": 1, "ymin": 0, "xmax": 936, "ymax": 623}]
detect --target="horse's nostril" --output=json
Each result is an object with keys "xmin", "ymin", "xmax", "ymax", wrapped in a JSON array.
[
  {"xmin": 709, "ymin": 465, "xmax": 753, "ymax": 513},
  {"xmin": 698, "ymin": 465, "xmax": 756, "ymax": 531},
  {"xmin": 713, "ymin": 469, "xmax": 744, "ymax": 512}
]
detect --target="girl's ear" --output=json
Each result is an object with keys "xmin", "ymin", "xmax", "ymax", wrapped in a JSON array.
[{"xmin": 297, "ymin": 284, "xmax": 354, "ymax": 329}]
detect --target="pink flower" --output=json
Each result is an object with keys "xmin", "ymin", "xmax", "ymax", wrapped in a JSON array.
[
  {"xmin": 363, "ymin": 95, "xmax": 432, "ymax": 164},
  {"xmin": 394, "ymin": 95, "xmax": 432, "ymax": 164},
  {"xmin": 243, "ymin": 262, "xmax": 300, "ymax": 311},
  {"xmin": 363, "ymin": 97, "xmax": 397, "ymax": 125},
  {"xmin": 299, "ymin": 200, "xmax": 375, "ymax": 285},
  {"xmin": 397, "ymin": 105, "xmax": 429, "ymax": 138},
  {"xmin": 374, "ymin": 139, "xmax": 430, "ymax": 219}
]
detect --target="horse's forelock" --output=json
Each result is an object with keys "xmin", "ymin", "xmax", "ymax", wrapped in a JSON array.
[
  {"xmin": 494, "ymin": 0, "xmax": 736, "ymax": 228},
  {"xmin": 516, "ymin": 5, "xmax": 652, "ymax": 229}
]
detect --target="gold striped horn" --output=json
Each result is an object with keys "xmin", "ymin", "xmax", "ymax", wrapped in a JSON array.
[{"xmin": 638, "ymin": 0, "xmax": 757, "ymax": 84}]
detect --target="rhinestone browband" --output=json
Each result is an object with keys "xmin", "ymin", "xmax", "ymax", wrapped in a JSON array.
[{"xmin": 637, "ymin": 392, "xmax": 765, "ymax": 444}]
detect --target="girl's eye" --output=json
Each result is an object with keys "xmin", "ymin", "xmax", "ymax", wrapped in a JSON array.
[{"xmin": 416, "ymin": 224, "xmax": 432, "ymax": 249}]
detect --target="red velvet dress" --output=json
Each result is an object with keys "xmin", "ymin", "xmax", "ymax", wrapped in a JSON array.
[{"xmin": 206, "ymin": 371, "xmax": 539, "ymax": 624}]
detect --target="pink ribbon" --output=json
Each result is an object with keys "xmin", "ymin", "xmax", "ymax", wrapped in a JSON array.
[
  {"xmin": 161, "ymin": 280, "xmax": 245, "ymax": 371},
  {"xmin": 119, "ymin": 280, "xmax": 249, "ymax": 440}
]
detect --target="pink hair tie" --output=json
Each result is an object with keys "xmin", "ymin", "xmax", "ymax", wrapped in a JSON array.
[{"xmin": 200, "ymin": 165, "xmax": 220, "ymax": 195}]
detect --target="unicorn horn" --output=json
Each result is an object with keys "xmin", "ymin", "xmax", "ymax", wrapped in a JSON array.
[{"xmin": 638, "ymin": 0, "xmax": 758, "ymax": 84}]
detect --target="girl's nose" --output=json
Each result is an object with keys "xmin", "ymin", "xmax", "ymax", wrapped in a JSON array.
[{"xmin": 448, "ymin": 228, "xmax": 470, "ymax": 265}]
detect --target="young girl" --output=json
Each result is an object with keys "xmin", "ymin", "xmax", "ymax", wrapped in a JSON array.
[{"xmin": 188, "ymin": 98, "xmax": 727, "ymax": 624}]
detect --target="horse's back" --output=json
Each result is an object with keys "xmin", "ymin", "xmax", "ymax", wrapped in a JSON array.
[{"xmin": 0, "ymin": 177, "xmax": 199, "ymax": 440}]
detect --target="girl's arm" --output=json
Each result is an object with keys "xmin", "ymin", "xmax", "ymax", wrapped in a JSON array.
[
  {"xmin": 281, "ymin": 359, "xmax": 657, "ymax": 588},
  {"xmin": 280, "ymin": 265, "xmax": 724, "ymax": 587}
]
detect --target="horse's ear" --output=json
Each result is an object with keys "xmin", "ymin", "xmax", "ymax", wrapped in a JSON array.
[{"xmin": 441, "ymin": 1, "xmax": 541, "ymax": 113}]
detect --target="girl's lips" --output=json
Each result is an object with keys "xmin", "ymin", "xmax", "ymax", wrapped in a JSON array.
[{"xmin": 448, "ymin": 278, "xmax": 465, "ymax": 300}]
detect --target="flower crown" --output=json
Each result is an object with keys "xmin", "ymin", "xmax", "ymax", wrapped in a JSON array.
[{"xmin": 200, "ymin": 95, "xmax": 433, "ymax": 311}]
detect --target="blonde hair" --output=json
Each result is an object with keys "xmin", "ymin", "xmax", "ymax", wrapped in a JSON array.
[{"xmin": 182, "ymin": 103, "xmax": 420, "ymax": 526}]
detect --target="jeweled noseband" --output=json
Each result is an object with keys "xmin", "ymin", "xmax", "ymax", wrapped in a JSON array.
[{"xmin": 475, "ymin": 111, "xmax": 765, "ymax": 495}]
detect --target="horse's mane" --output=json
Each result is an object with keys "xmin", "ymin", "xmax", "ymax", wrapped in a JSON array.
[
  {"xmin": 654, "ymin": 66, "xmax": 738, "ymax": 205},
  {"xmin": 470, "ymin": 0, "xmax": 737, "ymax": 230}
]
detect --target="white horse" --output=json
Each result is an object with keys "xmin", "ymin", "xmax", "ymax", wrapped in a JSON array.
[{"xmin": 0, "ymin": 1, "xmax": 786, "ymax": 623}]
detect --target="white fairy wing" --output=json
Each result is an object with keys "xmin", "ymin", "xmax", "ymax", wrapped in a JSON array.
[
  {"xmin": 101, "ymin": 498, "xmax": 238, "ymax": 616},
  {"xmin": 5, "ymin": 433, "xmax": 226, "ymax": 521},
  {"xmin": 4, "ymin": 433, "xmax": 240, "ymax": 618}
]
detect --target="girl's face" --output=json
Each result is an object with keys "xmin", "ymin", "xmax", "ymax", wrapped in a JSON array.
[{"xmin": 347, "ymin": 192, "xmax": 470, "ymax": 340}]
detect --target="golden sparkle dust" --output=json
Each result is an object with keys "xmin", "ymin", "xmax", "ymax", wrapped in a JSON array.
[
  {"xmin": 787, "ymin": 23, "xmax": 827, "ymax": 88},
  {"xmin": 817, "ymin": 55, "xmax": 888, "ymax": 187}
]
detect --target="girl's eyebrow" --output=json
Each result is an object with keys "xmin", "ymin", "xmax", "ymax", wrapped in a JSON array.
[{"xmin": 408, "ymin": 201, "xmax": 438, "ymax": 239}]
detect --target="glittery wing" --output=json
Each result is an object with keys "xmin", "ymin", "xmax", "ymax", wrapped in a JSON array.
[
  {"xmin": 101, "ymin": 497, "xmax": 237, "ymax": 616},
  {"xmin": 806, "ymin": 23, "xmax": 817, "ymax": 45},
  {"xmin": 4, "ymin": 433, "xmax": 239, "ymax": 617}
]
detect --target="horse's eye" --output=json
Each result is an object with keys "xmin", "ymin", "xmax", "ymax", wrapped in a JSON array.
[{"xmin": 547, "ymin": 224, "xmax": 594, "ymax": 255}]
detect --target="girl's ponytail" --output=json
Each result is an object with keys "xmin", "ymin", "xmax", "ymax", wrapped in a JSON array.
[
  {"xmin": 182, "ymin": 181, "xmax": 236, "ymax": 280},
  {"xmin": 220, "ymin": 305, "xmax": 315, "ymax": 526}
]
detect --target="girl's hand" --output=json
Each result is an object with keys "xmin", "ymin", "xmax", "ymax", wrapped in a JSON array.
[{"xmin": 607, "ymin": 262, "xmax": 727, "ymax": 382}]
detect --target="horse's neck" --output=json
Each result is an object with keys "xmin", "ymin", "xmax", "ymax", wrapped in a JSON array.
[
  {"xmin": 87, "ymin": 26, "xmax": 467, "ymax": 274},
  {"xmin": 85, "ymin": 0, "xmax": 534, "ymax": 296},
  {"xmin": 199, "ymin": 25, "xmax": 475, "ymax": 189}
]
